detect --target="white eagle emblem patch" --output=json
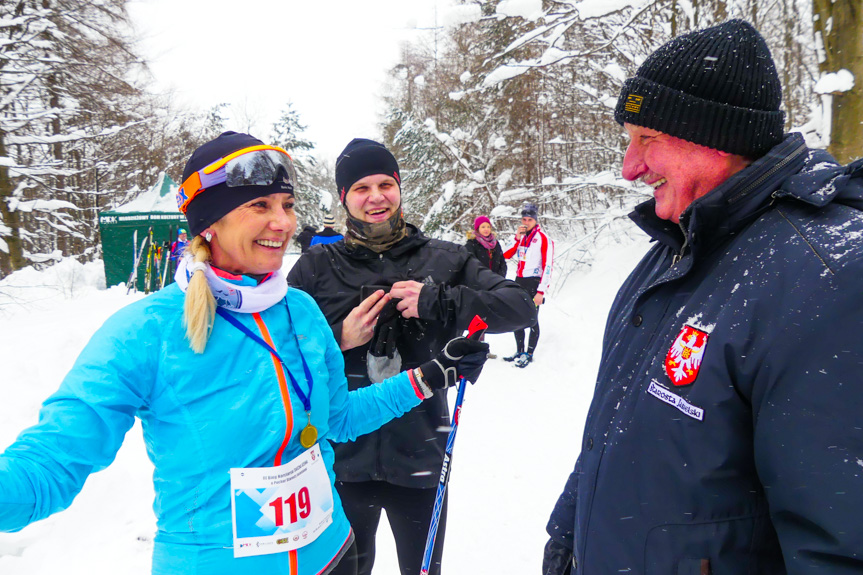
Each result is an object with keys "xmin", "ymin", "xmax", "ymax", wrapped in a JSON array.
[{"xmin": 664, "ymin": 324, "xmax": 709, "ymax": 386}]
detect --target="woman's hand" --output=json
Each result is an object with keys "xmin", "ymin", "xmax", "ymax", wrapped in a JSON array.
[{"xmin": 340, "ymin": 290, "xmax": 391, "ymax": 351}]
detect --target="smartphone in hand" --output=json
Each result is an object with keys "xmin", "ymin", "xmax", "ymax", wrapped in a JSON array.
[{"xmin": 360, "ymin": 284, "xmax": 391, "ymax": 301}]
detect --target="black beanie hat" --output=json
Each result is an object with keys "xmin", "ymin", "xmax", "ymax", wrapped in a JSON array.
[
  {"xmin": 180, "ymin": 131, "xmax": 294, "ymax": 236},
  {"xmin": 335, "ymin": 138, "xmax": 400, "ymax": 204},
  {"xmin": 614, "ymin": 19, "xmax": 785, "ymax": 158},
  {"xmin": 521, "ymin": 203, "xmax": 538, "ymax": 220}
]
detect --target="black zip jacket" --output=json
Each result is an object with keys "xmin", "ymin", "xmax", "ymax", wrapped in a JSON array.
[
  {"xmin": 465, "ymin": 237, "xmax": 507, "ymax": 277},
  {"xmin": 295, "ymin": 226, "xmax": 316, "ymax": 253},
  {"xmin": 288, "ymin": 224, "xmax": 536, "ymax": 487},
  {"xmin": 547, "ymin": 134, "xmax": 863, "ymax": 574}
]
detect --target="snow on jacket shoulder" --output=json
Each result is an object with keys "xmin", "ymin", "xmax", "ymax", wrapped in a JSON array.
[
  {"xmin": 548, "ymin": 134, "xmax": 863, "ymax": 574},
  {"xmin": 0, "ymin": 282, "xmax": 424, "ymax": 575},
  {"xmin": 503, "ymin": 225, "xmax": 553, "ymax": 294},
  {"xmin": 288, "ymin": 225, "xmax": 537, "ymax": 487}
]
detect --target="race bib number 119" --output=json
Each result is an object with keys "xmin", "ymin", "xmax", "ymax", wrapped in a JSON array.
[{"xmin": 230, "ymin": 444, "xmax": 334, "ymax": 558}]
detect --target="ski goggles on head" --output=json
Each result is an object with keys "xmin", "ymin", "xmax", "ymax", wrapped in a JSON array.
[{"xmin": 177, "ymin": 145, "xmax": 297, "ymax": 213}]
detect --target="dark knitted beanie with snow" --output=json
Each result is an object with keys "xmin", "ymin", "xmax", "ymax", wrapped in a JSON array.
[
  {"xmin": 614, "ymin": 19, "xmax": 785, "ymax": 158},
  {"xmin": 335, "ymin": 138, "xmax": 400, "ymax": 204}
]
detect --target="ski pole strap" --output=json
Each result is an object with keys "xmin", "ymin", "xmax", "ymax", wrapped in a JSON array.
[{"xmin": 215, "ymin": 304, "xmax": 313, "ymax": 412}]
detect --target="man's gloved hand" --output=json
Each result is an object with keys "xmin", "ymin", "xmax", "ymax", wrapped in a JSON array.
[
  {"xmin": 542, "ymin": 538, "xmax": 573, "ymax": 575},
  {"xmin": 368, "ymin": 299, "xmax": 402, "ymax": 358},
  {"xmin": 417, "ymin": 336, "xmax": 489, "ymax": 390}
]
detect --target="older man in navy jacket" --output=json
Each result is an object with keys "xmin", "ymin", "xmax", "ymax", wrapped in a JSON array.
[{"xmin": 544, "ymin": 19, "xmax": 863, "ymax": 575}]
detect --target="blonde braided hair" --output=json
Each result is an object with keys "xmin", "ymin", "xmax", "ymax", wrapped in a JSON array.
[{"xmin": 183, "ymin": 235, "xmax": 216, "ymax": 353}]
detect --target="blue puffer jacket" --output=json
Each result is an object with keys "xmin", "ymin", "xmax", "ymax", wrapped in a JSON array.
[
  {"xmin": 0, "ymin": 281, "xmax": 424, "ymax": 575},
  {"xmin": 548, "ymin": 134, "xmax": 863, "ymax": 574}
]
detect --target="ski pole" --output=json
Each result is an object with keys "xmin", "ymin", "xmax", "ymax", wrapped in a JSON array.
[{"xmin": 420, "ymin": 314, "xmax": 488, "ymax": 575}]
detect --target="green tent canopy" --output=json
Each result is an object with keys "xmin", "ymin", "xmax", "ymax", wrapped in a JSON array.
[{"xmin": 98, "ymin": 172, "xmax": 187, "ymax": 292}]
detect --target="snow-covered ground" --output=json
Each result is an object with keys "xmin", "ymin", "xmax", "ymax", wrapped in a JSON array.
[{"xmin": 0, "ymin": 234, "xmax": 650, "ymax": 574}]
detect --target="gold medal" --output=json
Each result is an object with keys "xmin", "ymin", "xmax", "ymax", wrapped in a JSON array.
[
  {"xmin": 300, "ymin": 424, "xmax": 318, "ymax": 448},
  {"xmin": 300, "ymin": 413, "xmax": 318, "ymax": 448}
]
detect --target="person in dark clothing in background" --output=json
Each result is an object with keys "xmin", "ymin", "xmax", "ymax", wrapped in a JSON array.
[
  {"xmin": 465, "ymin": 215, "xmax": 507, "ymax": 277},
  {"xmin": 295, "ymin": 224, "xmax": 317, "ymax": 253},
  {"xmin": 289, "ymin": 138, "xmax": 536, "ymax": 575},
  {"xmin": 543, "ymin": 20, "xmax": 863, "ymax": 575},
  {"xmin": 465, "ymin": 215, "xmax": 508, "ymax": 358},
  {"xmin": 310, "ymin": 213, "xmax": 344, "ymax": 246}
]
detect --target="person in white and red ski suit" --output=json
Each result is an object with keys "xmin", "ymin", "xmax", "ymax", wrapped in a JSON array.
[{"xmin": 502, "ymin": 203, "xmax": 553, "ymax": 367}]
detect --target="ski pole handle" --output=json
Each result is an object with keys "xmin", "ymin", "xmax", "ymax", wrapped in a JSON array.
[{"xmin": 466, "ymin": 315, "xmax": 488, "ymax": 341}]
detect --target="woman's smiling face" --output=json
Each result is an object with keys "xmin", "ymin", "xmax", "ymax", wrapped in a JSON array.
[{"xmin": 208, "ymin": 192, "xmax": 296, "ymax": 275}]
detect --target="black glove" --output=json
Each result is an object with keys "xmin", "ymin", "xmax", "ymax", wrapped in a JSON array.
[
  {"xmin": 368, "ymin": 299, "xmax": 402, "ymax": 358},
  {"xmin": 418, "ymin": 337, "xmax": 489, "ymax": 390},
  {"xmin": 542, "ymin": 538, "xmax": 573, "ymax": 575}
]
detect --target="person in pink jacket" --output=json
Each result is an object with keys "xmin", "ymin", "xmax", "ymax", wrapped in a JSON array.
[{"xmin": 502, "ymin": 203, "xmax": 553, "ymax": 367}]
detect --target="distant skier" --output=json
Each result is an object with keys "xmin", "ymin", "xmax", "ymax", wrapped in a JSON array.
[
  {"xmin": 310, "ymin": 214, "xmax": 344, "ymax": 246},
  {"xmin": 502, "ymin": 202, "xmax": 554, "ymax": 368},
  {"xmin": 169, "ymin": 228, "xmax": 188, "ymax": 260}
]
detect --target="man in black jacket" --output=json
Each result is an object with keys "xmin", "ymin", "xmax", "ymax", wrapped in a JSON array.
[
  {"xmin": 543, "ymin": 20, "xmax": 863, "ymax": 575},
  {"xmin": 295, "ymin": 224, "xmax": 317, "ymax": 253},
  {"xmin": 289, "ymin": 138, "xmax": 536, "ymax": 575}
]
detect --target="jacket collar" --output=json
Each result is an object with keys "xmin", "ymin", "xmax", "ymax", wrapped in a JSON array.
[
  {"xmin": 336, "ymin": 223, "xmax": 430, "ymax": 260},
  {"xmin": 630, "ymin": 133, "xmax": 811, "ymax": 258}
]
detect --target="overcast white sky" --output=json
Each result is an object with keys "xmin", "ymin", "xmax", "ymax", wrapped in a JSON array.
[{"xmin": 127, "ymin": 0, "xmax": 447, "ymax": 161}]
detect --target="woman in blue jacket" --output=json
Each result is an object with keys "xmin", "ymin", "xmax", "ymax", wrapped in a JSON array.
[{"xmin": 0, "ymin": 132, "xmax": 486, "ymax": 575}]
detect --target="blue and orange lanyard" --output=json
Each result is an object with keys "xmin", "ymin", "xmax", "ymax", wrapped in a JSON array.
[{"xmin": 215, "ymin": 302, "xmax": 318, "ymax": 448}]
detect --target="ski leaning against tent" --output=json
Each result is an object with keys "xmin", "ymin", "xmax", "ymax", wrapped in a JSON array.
[
  {"xmin": 125, "ymin": 229, "xmax": 150, "ymax": 294},
  {"xmin": 143, "ymin": 227, "xmax": 155, "ymax": 293},
  {"xmin": 0, "ymin": 131, "xmax": 489, "ymax": 575}
]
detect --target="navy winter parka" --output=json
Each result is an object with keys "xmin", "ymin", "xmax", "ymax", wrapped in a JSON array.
[{"xmin": 547, "ymin": 134, "xmax": 863, "ymax": 574}]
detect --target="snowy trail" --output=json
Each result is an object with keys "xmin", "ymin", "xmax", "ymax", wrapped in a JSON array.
[{"xmin": 0, "ymin": 237, "xmax": 648, "ymax": 574}]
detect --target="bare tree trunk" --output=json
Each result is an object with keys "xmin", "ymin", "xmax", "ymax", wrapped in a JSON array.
[
  {"xmin": 670, "ymin": 0, "xmax": 678, "ymax": 36},
  {"xmin": 782, "ymin": 0, "xmax": 795, "ymax": 129},
  {"xmin": 813, "ymin": 0, "xmax": 863, "ymax": 164},
  {"xmin": 0, "ymin": 132, "xmax": 26, "ymax": 276},
  {"xmin": 713, "ymin": 0, "xmax": 727, "ymax": 22}
]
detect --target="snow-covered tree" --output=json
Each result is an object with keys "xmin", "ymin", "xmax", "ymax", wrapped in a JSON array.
[
  {"xmin": 270, "ymin": 103, "xmax": 336, "ymax": 231},
  {"xmin": 382, "ymin": 0, "xmax": 830, "ymax": 252},
  {"xmin": 0, "ymin": 0, "xmax": 185, "ymax": 277}
]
